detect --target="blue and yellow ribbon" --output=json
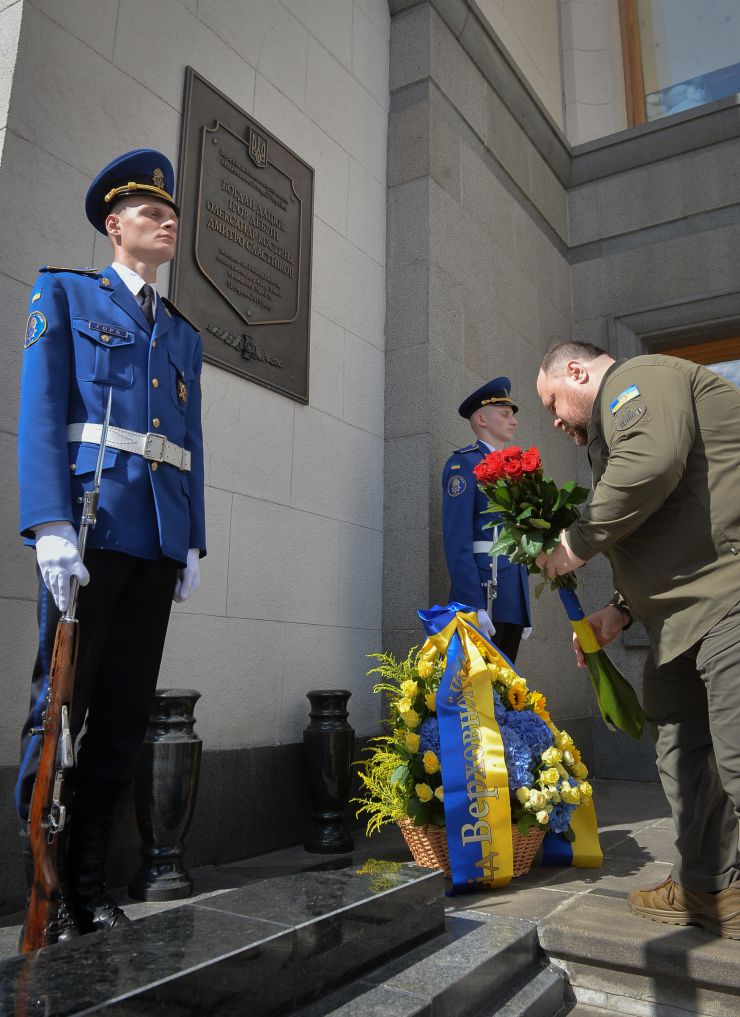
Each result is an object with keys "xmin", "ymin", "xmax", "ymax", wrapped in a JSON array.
[{"xmin": 418, "ymin": 604, "xmax": 513, "ymax": 890}]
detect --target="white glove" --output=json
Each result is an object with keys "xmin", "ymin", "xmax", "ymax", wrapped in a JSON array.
[
  {"xmin": 173, "ymin": 548, "xmax": 201, "ymax": 603},
  {"xmin": 476, "ymin": 609, "xmax": 496, "ymax": 639},
  {"xmin": 35, "ymin": 521, "xmax": 89, "ymax": 613}
]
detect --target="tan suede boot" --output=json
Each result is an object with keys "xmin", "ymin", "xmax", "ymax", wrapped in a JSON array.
[{"xmin": 628, "ymin": 876, "xmax": 740, "ymax": 940}]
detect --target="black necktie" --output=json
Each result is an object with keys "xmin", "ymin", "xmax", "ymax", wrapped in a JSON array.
[{"xmin": 139, "ymin": 284, "xmax": 155, "ymax": 328}]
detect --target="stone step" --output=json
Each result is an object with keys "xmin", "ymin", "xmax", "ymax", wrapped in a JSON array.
[
  {"xmin": 293, "ymin": 911, "xmax": 552, "ymax": 1017},
  {"xmin": 538, "ymin": 892, "xmax": 740, "ymax": 1017},
  {"xmin": 0, "ymin": 862, "xmax": 443, "ymax": 1016}
]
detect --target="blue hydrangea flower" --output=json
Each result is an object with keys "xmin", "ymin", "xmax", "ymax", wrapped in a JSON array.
[
  {"xmin": 419, "ymin": 717, "xmax": 440, "ymax": 757},
  {"xmin": 547, "ymin": 801, "xmax": 576, "ymax": 834}
]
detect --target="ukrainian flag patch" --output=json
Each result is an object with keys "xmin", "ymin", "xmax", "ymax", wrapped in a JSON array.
[{"xmin": 610, "ymin": 384, "xmax": 640, "ymax": 414}]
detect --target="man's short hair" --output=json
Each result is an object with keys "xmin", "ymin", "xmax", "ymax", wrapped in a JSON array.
[{"xmin": 540, "ymin": 341, "xmax": 608, "ymax": 375}]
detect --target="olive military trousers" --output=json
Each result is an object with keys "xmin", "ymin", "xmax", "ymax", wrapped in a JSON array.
[{"xmin": 644, "ymin": 599, "xmax": 740, "ymax": 893}]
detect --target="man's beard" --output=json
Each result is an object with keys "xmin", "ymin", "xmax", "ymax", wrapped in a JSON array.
[{"xmin": 559, "ymin": 391, "xmax": 592, "ymax": 446}]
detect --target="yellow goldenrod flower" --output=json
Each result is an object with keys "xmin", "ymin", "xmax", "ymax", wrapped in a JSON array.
[
  {"xmin": 423, "ymin": 750, "xmax": 440, "ymax": 774},
  {"xmin": 401, "ymin": 708, "xmax": 420, "ymax": 729},
  {"xmin": 416, "ymin": 659, "xmax": 433, "ymax": 678},
  {"xmin": 579, "ymin": 781, "xmax": 593, "ymax": 798},
  {"xmin": 541, "ymin": 768, "xmax": 560, "ymax": 786},
  {"xmin": 507, "ymin": 685, "xmax": 527, "ymax": 710},
  {"xmin": 515, "ymin": 787, "xmax": 530, "ymax": 804},
  {"xmin": 400, "ymin": 679, "xmax": 418, "ymax": 699},
  {"xmin": 405, "ymin": 732, "xmax": 420, "ymax": 753},
  {"xmin": 536, "ymin": 810, "xmax": 550, "ymax": 825},
  {"xmin": 425, "ymin": 691, "xmax": 436, "ymax": 712},
  {"xmin": 415, "ymin": 783, "xmax": 433, "ymax": 802},
  {"xmin": 541, "ymin": 746, "xmax": 562, "ymax": 765},
  {"xmin": 434, "ymin": 785, "xmax": 444, "ymax": 802}
]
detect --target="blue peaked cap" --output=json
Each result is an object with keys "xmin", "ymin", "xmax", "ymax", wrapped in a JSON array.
[
  {"xmin": 85, "ymin": 148, "xmax": 179, "ymax": 234},
  {"xmin": 458, "ymin": 376, "xmax": 518, "ymax": 418}
]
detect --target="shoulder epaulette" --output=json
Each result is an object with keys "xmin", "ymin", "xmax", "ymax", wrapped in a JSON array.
[
  {"xmin": 40, "ymin": 266, "xmax": 100, "ymax": 276},
  {"xmin": 161, "ymin": 296, "xmax": 200, "ymax": 333},
  {"xmin": 454, "ymin": 443, "xmax": 480, "ymax": 455}
]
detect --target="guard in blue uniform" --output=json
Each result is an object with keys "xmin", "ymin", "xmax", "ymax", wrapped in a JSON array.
[
  {"xmin": 442, "ymin": 378, "xmax": 530, "ymax": 662},
  {"xmin": 16, "ymin": 149, "xmax": 206, "ymax": 940}
]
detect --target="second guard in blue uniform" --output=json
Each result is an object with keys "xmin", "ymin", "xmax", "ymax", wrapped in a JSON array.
[
  {"xmin": 16, "ymin": 149, "xmax": 206, "ymax": 940},
  {"xmin": 442, "ymin": 377, "xmax": 531, "ymax": 662}
]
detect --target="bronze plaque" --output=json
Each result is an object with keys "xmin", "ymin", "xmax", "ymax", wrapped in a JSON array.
[{"xmin": 172, "ymin": 68, "xmax": 314, "ymax": 402}]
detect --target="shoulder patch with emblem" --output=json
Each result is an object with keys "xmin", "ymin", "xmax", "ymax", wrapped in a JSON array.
[
  {"xmin": 614, "ymin": 401, "xmax": 647, "ymax": 430},
  {"xmin": 24, "ymin": 311, "xmax": 47, "ymax": 348},
  {"xmin": 610, "ymin": 384, "xmax": 640, "ymax": 414},
  {"xmin": 447, "ymin": 474, "xmax": 467, "ymax": 497}
]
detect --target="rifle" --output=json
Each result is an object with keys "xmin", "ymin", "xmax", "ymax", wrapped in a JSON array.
[{"xmin": 22, "ymin": 389, "xmax": 113, "ymax": 953}]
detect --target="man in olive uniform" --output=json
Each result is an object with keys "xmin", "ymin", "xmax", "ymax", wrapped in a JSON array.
[
  {"xmin": 17, "ymin": 149, "xmax": 206, "ymax": 940},
  {"xmin": 535, "ymin": 341, "xmax": 740, "ymax": 940}
]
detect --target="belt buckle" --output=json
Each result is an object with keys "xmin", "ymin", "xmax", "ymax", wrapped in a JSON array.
[{"xmin": 144, "ymin": 432, "xmax": 166, "ymax": 463}]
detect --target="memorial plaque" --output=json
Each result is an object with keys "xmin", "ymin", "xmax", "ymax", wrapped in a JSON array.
[{"xmin": 172, "ymin": 68, "xmax": 314, "ymax": 402}]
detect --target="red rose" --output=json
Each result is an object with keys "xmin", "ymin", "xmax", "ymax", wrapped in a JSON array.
[
  {"xmin": 503, "ymin": 459, "xmax": 523, "ymax": 479},
  {"xmin": 473, "ymin": 452, "xmax": 504, "ymax": 484},
  {"xmin": 521, "ymin": 448, "xmax": 542, "ymax": 473},
  {"xmin": 500, "ymin": 446, "xmax": 522, "ymax": 461}
]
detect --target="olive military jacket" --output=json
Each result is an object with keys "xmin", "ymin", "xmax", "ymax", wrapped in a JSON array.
[{"xmin": 567, "ymin": 355, "xmax": 740, "ymax": 667}]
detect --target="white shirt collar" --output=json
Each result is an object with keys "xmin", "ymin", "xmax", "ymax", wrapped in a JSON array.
[
  {"xmin": 111, "ymin": 262, "xmax": 158, "ymax": 310},
  {"xmin": 479, "ymin": 440, "xmax": 495, "ymax": 452}
]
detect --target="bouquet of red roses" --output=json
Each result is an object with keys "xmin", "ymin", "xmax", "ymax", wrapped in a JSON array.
[{"xmin": 473, "ymin": 446, "xmax": 644, "ymax": 740}]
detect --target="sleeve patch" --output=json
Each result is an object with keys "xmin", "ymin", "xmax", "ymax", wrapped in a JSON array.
[
  {"xmin": 614, "ymin": 401, "xmax": 647, "ymax": 430},
  {"xmin": 610, "ymin": 384, "xmax": 640, "ymax": 414},
  {"xmin": 447, "ymin": 474, "xmax": 467, "ymax": 497},
  {"xmin": 23, "ymin": 311, "xmax": 48, "ymax": 348}
]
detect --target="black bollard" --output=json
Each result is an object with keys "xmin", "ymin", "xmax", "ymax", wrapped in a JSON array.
[
  {"xmin": 128, "ymin": 689, "xmax": 202, "ymax": 901},
  {"xmin": 303, "ymin": 690, "xmax": 355, "ymax": 853}
]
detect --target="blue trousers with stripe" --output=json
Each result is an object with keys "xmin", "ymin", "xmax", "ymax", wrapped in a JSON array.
[{"xmin": 17, "ymin": 550, "xmax": 178, "ymax": 827}]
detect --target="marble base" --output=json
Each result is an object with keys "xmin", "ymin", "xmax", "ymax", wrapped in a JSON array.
[{"xmin": 0, "ymin": 862, "xmax": 443, "ymax": 1016}]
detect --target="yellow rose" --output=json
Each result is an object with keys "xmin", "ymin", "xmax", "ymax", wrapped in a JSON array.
[
  {"xmin": 572, "ymin": 762, "xmax": 589, "ymax": 779},
  {"xmin": 541, "ymin": 768, "xmax": 560, "ymax": 786},
  {"xmin": 423, "ymin": 750, "xmax": 440, "ymax": 774},
  {"xmin": 579, "ymin": 781, "xmax": 593, "ymax": 798},
  {"xmin": 397, "ymin": 697, "xmax": 412, "ymax": 714},
  {"xmin": 434, "ymin": 785, "xmax": 444, "ymax": 802},
  {"xmin": 536, "ymin": 810, "xmax": 550, "ymax": 825},
  {"xmin": 499, "ymin": 667, "xmax": 516, "ymax": 684},
  {"xmin": 561, "ymin": 785, "xmax": 581, "ymax": 805},
  {"xmin": 415, "ymin": 782, "xmax": 433, "ymax": 802},
  {"xmin": 541, "ymin": 746, "xmax": 562, "ymax": 766},
  {"xmin": 546, "ymin": 789, "xmax": 561, "ymax": 803},
  {"xmin": 555, "ymin": 731, "xmax": 574, "ymax": 751},
  {"xmin": 405, "ymin": 732, "xmax": 420, "ymax": 753},
  {"xmin": 528, "ymin": 789, "xmax": 546, "ymax": 809},
  {"xmin": 400, "ymin": 679, "xmax": 418, "ymax": 699},
  {"xmin": 562, "ymin": 750, "xmax": 575, "ymax": 768},
  {"xmin": 416, "ymin": 659, "xmax": 433, "ymax": 678},
  {"xmin": 425, "ymin": 692, "xmax": 437, "ymax": 712},
  {"xmin": 401, "ymin": 708, "xmax": 420, "ymax": 729}
]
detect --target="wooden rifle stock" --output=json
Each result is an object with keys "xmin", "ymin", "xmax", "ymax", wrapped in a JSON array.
[{"xmin": 22, "ymin": 618, "xmax": 78, "ymax": 952}]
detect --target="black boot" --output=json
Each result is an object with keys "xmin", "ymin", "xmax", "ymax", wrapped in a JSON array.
[
  {"xmin": 67, "ymin": 816, "xmax": 130, "ymax": 934},
  {"xmin": 18, "ymin": 828, "xmax": 80, "ymax": 950}
]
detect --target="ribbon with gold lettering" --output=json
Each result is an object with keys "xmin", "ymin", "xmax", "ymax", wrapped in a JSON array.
[{"xmin": 418, "ymin": 604, "xmax": 513, "ymax": 891}]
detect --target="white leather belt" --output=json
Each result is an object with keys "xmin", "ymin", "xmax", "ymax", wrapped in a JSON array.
[
  {"xmin": 68, "ymin": 423, "xmax": 191, "ymax": 472},
  {"xmin": 473, "ymin": 541, "xmax": 493, "ymax": 554}
]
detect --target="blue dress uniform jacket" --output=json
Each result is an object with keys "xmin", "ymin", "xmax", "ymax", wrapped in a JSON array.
[
  {"xmin": 18, "ymin": 266, "xmax": 206, "ymax": 565},
  {"xmin": 442, "ymin": 440, "xmax": 530, "ymax": 625}
]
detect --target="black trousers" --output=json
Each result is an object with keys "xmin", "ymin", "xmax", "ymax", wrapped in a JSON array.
[
  {"xmin": 492, "ymin": 622, "xmax": 523, "ymax": 665},
  {"xmin": 16, "ymin": 550, "xmax": 178, "ymax": 825}
]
